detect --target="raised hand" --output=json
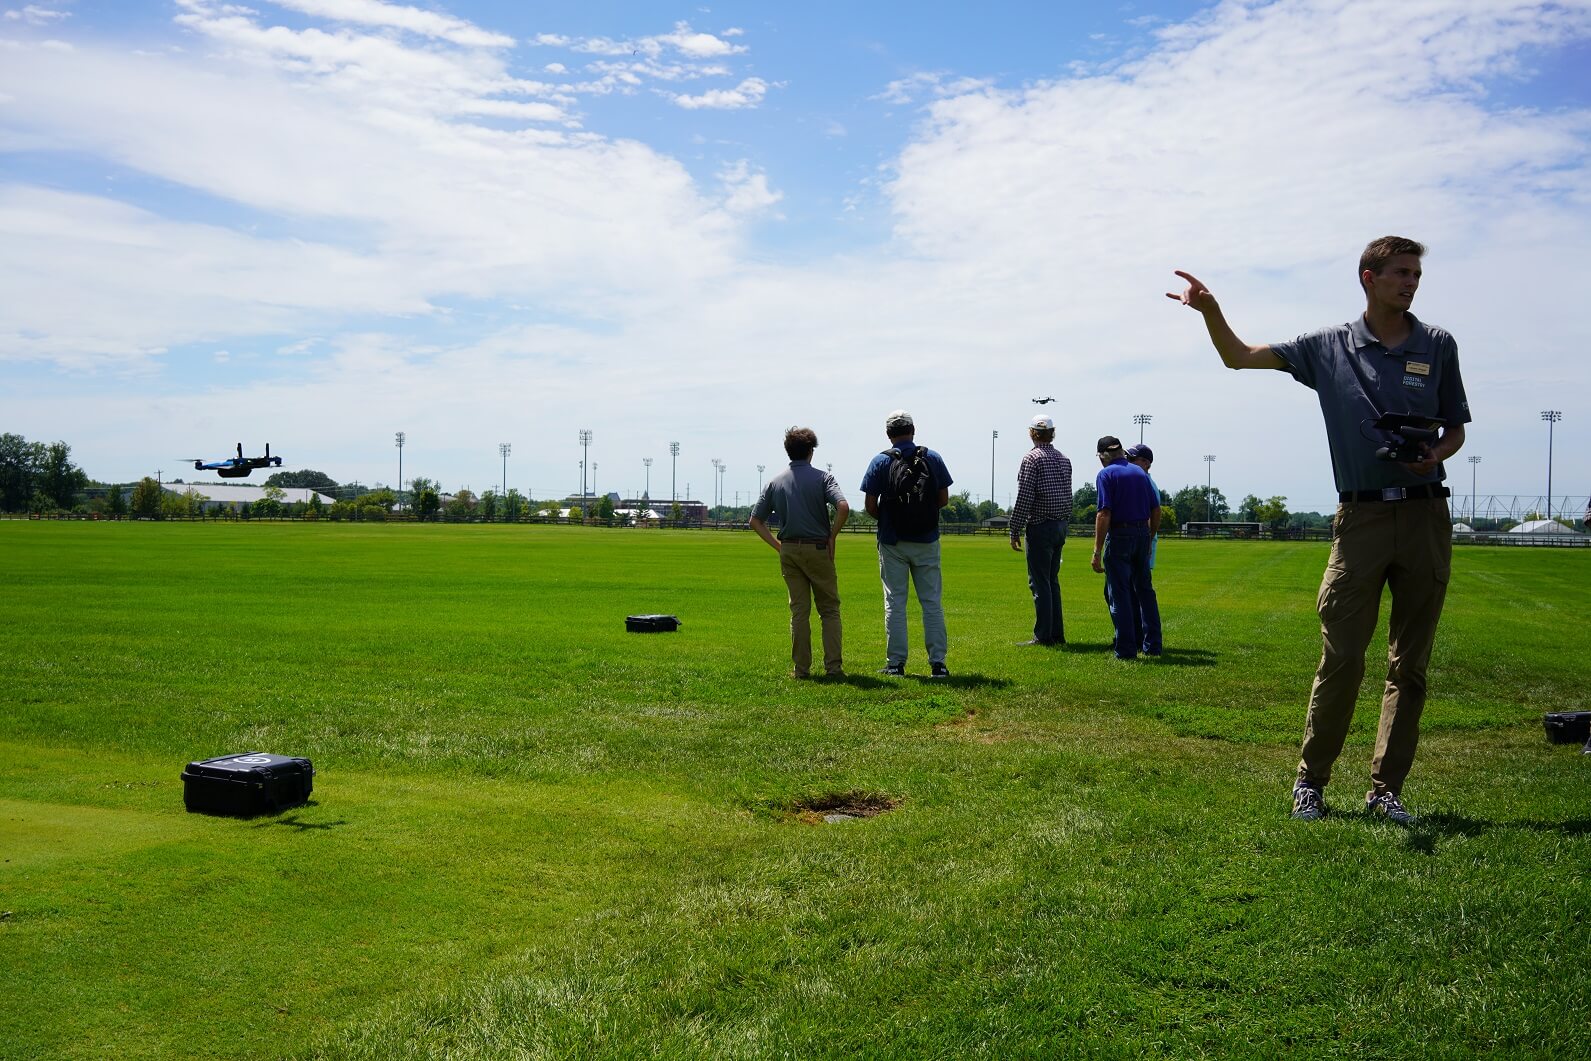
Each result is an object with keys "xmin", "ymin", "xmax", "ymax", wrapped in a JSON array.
[{"xmin": 1166, "ymin": 270, "xmax": 1218, "ymax": 314}]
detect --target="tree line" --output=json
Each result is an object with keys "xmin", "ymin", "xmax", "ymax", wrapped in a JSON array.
[{"xmin": 5, "ymin": 431, "xmax": 1337, "ymax": 531}]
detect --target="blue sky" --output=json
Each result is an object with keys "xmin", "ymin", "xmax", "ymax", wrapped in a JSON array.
[{"xmin": 2, "ymin": 0, "xmax": 1588, "ymax": 514}]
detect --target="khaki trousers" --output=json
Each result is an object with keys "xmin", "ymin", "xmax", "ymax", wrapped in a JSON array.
[
  {"xmin": 1298, "ymin": 498, "xmax": 1451, "ymax": 795},
  {"xmin": 781, "ymin": 541, "xmax": 842, "ymax": 677}
]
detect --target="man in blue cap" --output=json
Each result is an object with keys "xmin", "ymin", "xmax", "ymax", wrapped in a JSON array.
[
  {"xmin": 1126, "ymin": 443, "xmax": 1164, "ymax": 649},
  {"xmin": 1090, "ymin": 435, "xmax": 1162, "ymax": 660}
]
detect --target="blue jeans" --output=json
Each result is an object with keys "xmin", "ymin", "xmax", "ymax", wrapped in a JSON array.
[
  {"xmin": 1103, "ymin": 525, "xmax": 1161, "ymax": 659},
  {"xmin": 1024, "ymin": 519, "xmax": 1067, "ymax": 643},
  {"xmin": 878, "ymin": 538, "xmax": 947, "ymax": 665}
]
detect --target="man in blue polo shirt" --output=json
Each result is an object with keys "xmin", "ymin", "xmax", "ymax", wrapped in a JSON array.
[
  {"xmin": 861, "ymin": 410, "xmax": 954, "ymax": 678},
  {"xmin": 1126, "ymin": 443, "xmax": 1164, "ymax": 644},
  {"xmin": 1090, "ymin": 435, "xmax": 1162, "ymax": 660},
  {"xmin": 1168, "ymin": 236, "xmax": 1470, "ymax": 826}
]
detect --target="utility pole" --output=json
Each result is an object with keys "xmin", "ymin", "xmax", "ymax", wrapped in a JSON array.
[
  {"xmin": 1542, "ymin": 411, "xmax": 1562, "ymax": 522},
  {"xmin": 1134, "ymin": 413, "xmax": 1152, "ymax": 443},
  {"xmin": 394, "ymin": 431, "xmax": 405, "ymax": 511},
  {"xmin": 1203, "ymin": 454, "xmax": 1216, "ymax": 522},
  {"xmin": 579, "ymin": 429, "xmax": 593, "ymax": 508},
  {"xmin": 990, "ymin": 429, "xmax": 998, "ymax": 512},
  {"xmin": 1468, "ymin": 454, "xmax": 1481, "ymax": 525}
]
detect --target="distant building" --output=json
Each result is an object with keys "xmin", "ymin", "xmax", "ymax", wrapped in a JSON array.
[
  {"xmin": 1508, "ymin": 519, "xmax": 1583, "ymax": 538},
  {"xmin": 559, "ymin": 494, "xmax": 708, "ymax": 521},
  {"xmin": 161, "ymin": 482, "xmax": 334, "ymax": 512}
]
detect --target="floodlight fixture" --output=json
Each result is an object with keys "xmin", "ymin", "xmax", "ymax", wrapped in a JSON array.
[
  {"xmin": 395, "ymin": 432, "xmax": 406, "ymax": 511},
  {"xmin": 1542, "ymin": 411, "xmax": 1562, "ymax": 521}
]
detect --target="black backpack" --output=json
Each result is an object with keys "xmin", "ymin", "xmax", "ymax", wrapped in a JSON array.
[{"xmin": 883, "ymin": 446, "xmax": 939, "ymax": 535}]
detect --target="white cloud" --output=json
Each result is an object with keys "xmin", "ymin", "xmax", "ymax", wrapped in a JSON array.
[
  {"xmin": 654, "ymin": 20, "xmax": 745, "ymax": 58},
  {"xmin": 669, "ymin": 76, "xmax": 767, "ymax": 110},
  {"xmin": 719, "ymin": 159, "xmax": 782, "ymax": 216},
  {"xmin": 1, "ymin": 0, "xmax": 1588, "ymax": 509},
  {"xmin": 874, "ymin": 72, "xmax": 992, "ymax": 106},
  {"xmin": 268, "ymin": 0, "xmax": 514, "ymax": 48},
  {"xmin": 544, "ymin": 61, "xmax": 566, "ymax": 73},
  {"xmin": 3, "ymin": 4, "xmax": 70, "ymax": 24}
]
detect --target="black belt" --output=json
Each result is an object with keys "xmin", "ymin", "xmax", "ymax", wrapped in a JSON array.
[
  {"xmin": 782, "ymin": 537, "xmax": 829, "ymax": 546},
  {"xmin": 1338, "ymin": 485, "xmax": 1450, "ymax": 503}
]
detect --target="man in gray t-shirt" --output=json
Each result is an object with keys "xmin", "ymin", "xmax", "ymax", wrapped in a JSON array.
[
  {"xmin": 1169, "ymin": 236, "xmax": 1470, "ymax": 827},
  {"xmin": 750, "ymin": 427, "xmax": 850, "ymax": 679}
]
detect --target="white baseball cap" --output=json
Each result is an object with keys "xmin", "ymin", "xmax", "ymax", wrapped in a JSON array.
[{"xmin": 1030, "ymin": 414, "xmax": 1054, "ymax": 430}]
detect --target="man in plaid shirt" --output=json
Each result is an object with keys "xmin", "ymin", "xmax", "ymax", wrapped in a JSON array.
[{"xmin": 1008, "ymin": 414, "xmax": 1074, "ymax": 645}]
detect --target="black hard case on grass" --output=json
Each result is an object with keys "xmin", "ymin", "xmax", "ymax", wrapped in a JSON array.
[
  {"xmin": 1543, "ymin": 711, "xmax": 1591, "ymax": 744},
  {"xmin": 182, "ymin": 752, "xmax": 315, "ymax": 817},
  {"xmin": 626, "ymin": 614, "xmax": 681, "ymax": 633}
]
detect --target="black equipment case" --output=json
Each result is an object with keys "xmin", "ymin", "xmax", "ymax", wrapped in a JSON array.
[
  {"xmin": 182, "ymin": 752, "xmax": 315, "ymax": 817},
  {"xmin": 1543, "ymin": 711, "xmax": 1591, "ymax": 745},
  {"xmin": 626, "ymin": 614, "xmax": 681, "ymax": 633}
]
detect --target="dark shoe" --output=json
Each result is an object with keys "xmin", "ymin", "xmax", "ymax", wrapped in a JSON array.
[
  {"xmin": 930, "ymin": 662, "xmax": 950, "ymax": 679},
  {"xmin": 822, "ymin": 670, "xmax": 845, "ymax": 680},
  {"xmin": 790, "ymin": 671, "xmax": 811, "ymax": 680},
  {"xmin": 1015, "ymin": 638, "xmax": 1053, "ymax": 646},
  {"xmin": 1291, "ymin": 783, "xmax": 1325, "ymax": 821},
  {"xmin": 1365, "ymin": 789, "xmax": 1417, "ymax": 826},
  {"xmin": 878, "ymin": 662, "xmax": 905, "ymax": 676}
]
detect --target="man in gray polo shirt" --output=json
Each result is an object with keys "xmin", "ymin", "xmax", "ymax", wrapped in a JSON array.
[
  {"xmin": 750, "ymin": 426, "xmax": 851, "ymax": 679},
  {"xmin": 1168, "ymin": 236, "xmax": 1470, "ymax": 825}
]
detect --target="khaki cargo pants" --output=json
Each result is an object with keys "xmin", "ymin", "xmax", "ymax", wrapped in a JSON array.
[
  {"xmin": 1298, "ymin": 498, "xmax": 1451, "ymax": 796},
  {"xmin": 781, "ymin": 540, "xmax": 843, "ymax": 677}
]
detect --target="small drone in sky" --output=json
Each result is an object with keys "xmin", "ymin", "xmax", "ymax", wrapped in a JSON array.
[
  {"xmin": 1031, "ymin": 396, "xmax": 1056, "ymax": 404},
  {"xmin": 183, "ymin": 443, "xmax": 284, "ymax": 479}
]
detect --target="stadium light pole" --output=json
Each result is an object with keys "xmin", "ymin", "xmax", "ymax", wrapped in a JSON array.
[
  {"xmin": 499, "ymin": 442, "xmax": 511, "ymax": 498},
  {"xmin": 1468, "ymin": 455, "xmax": 1481, "ymax": 525},
  {"xmin": 1134, "ymin": 413, "xmax": 1152, "ymax": 444},
  {"xmin": 711, "ymin": 458, "xmax": 723, "ymax": 511},
  {"xmin": 394, "ymin": 432, "xmax": 405, "ymax": 512},
  {"xmin": 579, "ymin": 429, "xmax": 593, "ymax": 507},
  {"xmin": 1542, "ymin": 410, "xmax": 1562, "ymax": 522},
  {"xmin": 1203, "ymin": 454, "xmax": 1216, "ymax": 522},
  {"xmin": 990, "ymin": 429, "xmax": 998, "ymax": 511},
  {"xmin": 643, "ymin": 457, "xmax": 652, "ymax": 500},
  {"xmin": 757, "ymin": 464, "xmax": 765, "ymax": 496},
  {"xmin": 592, "ymin": 462, "xmax": 598, "ymax": 503}
]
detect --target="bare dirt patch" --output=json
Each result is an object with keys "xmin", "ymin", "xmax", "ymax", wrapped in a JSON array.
[{"xmin": 785, "ymin": 791, "xmax": 901, "ymax": 825}]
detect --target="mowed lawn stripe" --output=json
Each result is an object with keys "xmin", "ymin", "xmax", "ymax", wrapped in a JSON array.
[{"xmin": 0, "ymin": 523, "xmax": 1585, "ymax": 1057}]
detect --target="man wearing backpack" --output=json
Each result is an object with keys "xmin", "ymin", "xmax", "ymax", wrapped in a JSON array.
[{"xmin": 861, "ymin": 410, "xmax": 954, "ymax": 678}]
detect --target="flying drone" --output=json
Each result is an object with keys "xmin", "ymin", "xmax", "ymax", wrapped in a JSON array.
[
  {"xmin": 183, "ymin": 443, "xmax": 284, "ymax": 479},
  {"xmin": 1031, "ymin": 396, "xmax": 1056, "ymax": 404}
]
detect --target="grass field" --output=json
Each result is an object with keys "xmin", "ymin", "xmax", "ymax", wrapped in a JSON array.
[{"xmin": 1, "ymin": 522, "xmax": 1587, "ymax": 1059}]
